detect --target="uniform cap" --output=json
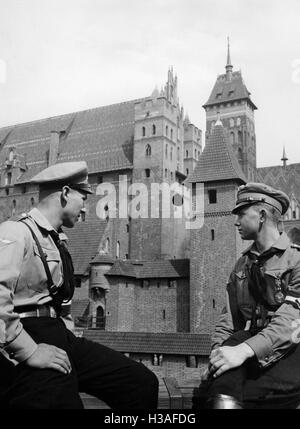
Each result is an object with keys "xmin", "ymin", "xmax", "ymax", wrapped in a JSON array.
[
  {"xmin": 29, "ymin": 161, "xmax": 93, "ymax": 194},
  {"xmin": 232, "ymin": 182, "xmax": 290, "ymax": 215}
]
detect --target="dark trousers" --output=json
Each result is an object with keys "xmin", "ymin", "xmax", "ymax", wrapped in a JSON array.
[
  {"xmin": 0, "ymin": 317, "xmax": 158, "ymax": 409},
  {"xmin": 195, "ymin": 331, "xmax": 300, "ymax": 409}
]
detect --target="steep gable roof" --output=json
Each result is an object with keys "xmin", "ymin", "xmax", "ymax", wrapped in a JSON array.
[
  {"xmin": 203, "ymin": 71, "xmax": 257, "ymax": 110},
  {"xmin": 257, "ymin": 163, "xmax": 300, "ymax": 203},
  {"xmin": 0, "ymin": 99, "xmax": 145, "ymax": 184},
  {"xmin": 188, "ymin": 122, "xmax": 247, "ymax": 184},
  {"xmin": 64, "ymin": 218, "xmax": 107, "ymax": 275}
]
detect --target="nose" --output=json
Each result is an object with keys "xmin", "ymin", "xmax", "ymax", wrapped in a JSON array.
[{"xmin": 234, "ymin": 216, "xmax": 240, "ymax": 227}]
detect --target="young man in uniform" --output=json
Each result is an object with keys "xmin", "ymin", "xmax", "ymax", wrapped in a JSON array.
[
  {"xmin": 0, "ymin": 161, "xmax": 158, "ymax": 409},
  {"xmin": 197, "ymin": 182, "xmax": 300, "ymax": 409}
]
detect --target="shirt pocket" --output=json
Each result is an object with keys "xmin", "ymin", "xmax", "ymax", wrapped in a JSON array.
[
  {"xmin": 28, "ymin": 245, "xmax": 61, "ymax": 292},
  {"xmin": 264, "ymin": 268, "xmax": 292, "ymax": 305}
]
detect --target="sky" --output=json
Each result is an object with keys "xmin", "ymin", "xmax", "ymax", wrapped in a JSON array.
[{"xmin": 0, "ymin": 0, "xmax": 299, "ymax": 167}]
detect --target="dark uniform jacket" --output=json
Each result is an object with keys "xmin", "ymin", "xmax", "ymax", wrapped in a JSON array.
[{"xmin": 212, "ymin": 233, "xmax": 300, "ymax": 368}]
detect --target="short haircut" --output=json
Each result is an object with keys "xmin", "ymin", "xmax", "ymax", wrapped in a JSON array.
[{"xmin": 252, "ymin": 202, "xmax": 281, "ymax": 224}]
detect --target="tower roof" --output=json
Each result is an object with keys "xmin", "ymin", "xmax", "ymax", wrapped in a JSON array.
[
  {"xmin": 281, "ymin": 146, "xmax": 288, "ymax": 162},
  {"xmin": 226, "ymin": 36, "xmax": 233, "ymax": 71},
  {"xmin": 203, "ymin": 70, "xmax": 257, "ymax": 110},
  {"xmin": 188, "ymin": 121, "xmax": 247, "ymax": 184}
]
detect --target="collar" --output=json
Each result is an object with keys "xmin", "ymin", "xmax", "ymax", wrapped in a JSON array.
[
  {"xmin": 28, "ymin": 208, "xmax": 58, "ymax": 234},
  {"xmin": 242, "ymin": 232, "xmax": 291, "ymax": 256}
]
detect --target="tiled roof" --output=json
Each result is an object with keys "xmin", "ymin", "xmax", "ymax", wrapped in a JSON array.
[
  {"xmin": 0, "ymin": 99, "xmax": 144, "ymax": 184},
  {"xmin": 188, "ymin": 123, "xmax": 247, "ymax": 184},
  {"xmin": 83, "ymin": 331, "xmax": 211, "ymax": 355},
  {"xmin": 257, "ymin": 163, "xmax": 300, "ymax": 203},
  {"xmin": 203, "ymin": 71, "xmax": 257, "ymax": 109},
  {"xmin": 91, "ymin": 253, "xmax": 115, "ymax": 264},
  {"xmin": 106, "ymin": 259, "xmax": 189, "ymax": 279},
  {"xmin": 64, "ymin": 218, "xmax": 107, "ymax": 275}
]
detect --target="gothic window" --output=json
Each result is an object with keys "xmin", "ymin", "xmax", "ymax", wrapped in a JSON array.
[
  {"xmin": 145, "ymin": 144, "xmax": 151, "ymax": 157},
  {"xmin": 165, "ymin": 125, "xmax": 169, "ymax": 136},
  {"xmin": 170, "ymin": 147, "xmax": 173, "ymax": 160},
  {"xmin": 116, "ymin": 241, "xmax": 120, "ymax": 259},
  {"xmin": 170, "ymin": 172, "xmax": 173, "ymax": 181},
  {"xmin": 177, "ymin": 147, "xmax": 180, "ymax": 161},
  {"xmin": 105, "ymin": 238, "xmax": 110, "ymax": 253},
  {"xmin": 165, "ymin": 168, "xmax": 168, "ymax": 178},
  {"xmin": 186, "ymin": 150, "xmax": 188, "ymax": 158},
  {"xmin": 96, "ymin": 306, "xmax": 105, "ymax": 330},
  {"xmin": 142, "ymin": 126, "xmax": 146, "ymax": 137},
  {"xmin": 12, "ymin": 199, "xmax": 16, "ymax": 215},
  {"xmin": 230, "ymin": 118, "xmax": 234, "ymax": 128},
  {"xmin": 230, "ymin": 132, "xmax": 235, "ymax": 145},
  {"xmin": 238, "ymin": 147, "xmax": 243, "ymax": 162},
  {"xmin": 165, "ymin": 144, "xmax": 168, "ymax": 158},
  {"xmin": 170, "ymin": 129, "xmax": 173, "ymax": 140},
  {"xmin": 186, "ymin": 168, "xmax": 189, "ymax": 176},
  {"xmin": 152, "ymin": 124, "xmax": 156, "ymax": 135},
  {"xmin": 211, "ymin": 229, "xmax": 215, "ymax": 241},
  {"xmin": 237, "ymin": 117, "xmax": 241, "ymax": 126},
  {"xmin": 194, "ymin": 149, "xmax": 197, "ymax": 159},
  {"xmin": 238, "ymin": 131, "xmax": 242, "ymax": 144}
]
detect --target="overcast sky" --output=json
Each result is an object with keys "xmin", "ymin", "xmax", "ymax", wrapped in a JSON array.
[{"xmin": 0, "ymin": 0, "xmax": 299, "ymax": 167}]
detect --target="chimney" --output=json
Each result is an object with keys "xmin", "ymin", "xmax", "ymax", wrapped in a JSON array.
[{"xmin": 49, "ymin": 131, "xmax": 60, "ymax": 166}]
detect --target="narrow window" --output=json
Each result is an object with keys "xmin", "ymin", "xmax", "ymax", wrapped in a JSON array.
[
  {"xmin": 145, "ymin": 169, "xmax": 150, "ymax": 178},
  {"xmin": 142, "ymin": 126, "xmax": 146, "ymax": 137},
  {"xmin": 186, "ymin": 168, "xmax": 189, "ymax": 176},
  {"xmin": 116, "ymin": 241, "xmax": 120, "ymax": 259},
  {"xmin": 186, "ymin": 150, "xmax": 188, "ymax": 158},
  {"xmin": 170, "ymin": 147, "xmax": 173, "ymax": 160},
  {"xmin": 163, "ymin": 310, "xmax": 166, "ymax": 320},
  {"xmin": 213, "ymin": 299, "xmax": 216, "ymax": 309},
  {"xmin": 170, "ymin": 129, "xmax": 173, "ymax": 140},
  {"xmin": 165, "ymin": 168, "xmax": 168, "ymax": 178},
  {"xmin": 166, "ymin": 125, "xmax": 168, "ymax": 136},
  {"xmin": 31, "ymin": 197, "xmax": 35, "ymax": 207},
  {"xmin": 152, "ymin": 124, "xmax": 156, "ymax": 135},
  {"xmin": 146, "ymin": 144, "xmax": 151, "ymax": 156},
  {"xmin": 165, "ymin": 144, "xmax": 168, "ymax": 158},
  {"xmin": 208, "ymin": 189, "xmax": 217, "ymax": 204},
  {"xmin": 211, "ymin": 229, "xmax": 215, "ymax": 241}
]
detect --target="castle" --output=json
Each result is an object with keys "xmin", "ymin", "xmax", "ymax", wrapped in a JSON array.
[{"xmin": 0, "ymin": 41, "xmax": 299, "ymax": 381}]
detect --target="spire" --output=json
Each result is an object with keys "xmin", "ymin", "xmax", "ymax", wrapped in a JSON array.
[
  {"xmin": 225, "ymin": 36, "xmax": 233, "ymax": 81},
  {"xmin": 281, "ymin": 146, "xmax": 288, "ymax": 168}
]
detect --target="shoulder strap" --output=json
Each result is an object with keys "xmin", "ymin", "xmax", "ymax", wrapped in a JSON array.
[
  {"xmin": 291, "ymin": 243, "xmax": 300, "ymax": 251},
  {"xmin": 19, "ymin": 220, "xmax": 60, "ymax": 297}
]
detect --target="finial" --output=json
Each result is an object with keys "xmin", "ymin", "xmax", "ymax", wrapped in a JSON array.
[
  {"xmin": 281, "ymin": 146, "xmax": 288, "ymax": 167},
  {"xmin": 225, "ymin": 36, "xmax": 233, "ymax": 80}
]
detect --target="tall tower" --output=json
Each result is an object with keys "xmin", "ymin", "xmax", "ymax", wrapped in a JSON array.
[
  {"xmin": 203, "ymin": 38, "xmax": 258, "ymax": 181},
  {"xmin": 188, "ymin": 119, "xmax": 247, "ymax": 334},
  {"xmin": 130, "ymin": 68, "xmax": 188, "ymax": 260}
]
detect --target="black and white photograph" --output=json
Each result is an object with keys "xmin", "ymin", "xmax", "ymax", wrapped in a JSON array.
[{"xmin": 0, "ymin": 0, "xmax": 300, "ymax": 413}]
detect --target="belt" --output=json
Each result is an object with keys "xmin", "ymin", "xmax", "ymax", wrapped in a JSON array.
[{"xmin": 15, "ymin": 304, "xmax": 57, "ymax": 319}]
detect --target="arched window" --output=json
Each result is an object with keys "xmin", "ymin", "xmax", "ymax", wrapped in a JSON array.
[
  {"xmin": 145, "ymin": 144, "xmax": 151, "ymax": 157},
  {"xmin": 105, "ymin": 238, "xmax": 110, "ymax": 253},
  {"xmin": 237, "ymin": 117, "xmax": 241, "ymax": 126},
  {"xmin": 194, "ymin": 149, "xmax": 197, "ymax": 159},
  {"xmin": 238, "ymin": 147, "xmax": 243, "ymax": 162},
  {"xmin": 170, "ymin": 147, "xmax": 173, "ymax": 160},
  {"xmin": 96, "ymin": 306, "xmax": 105, "ymax": 329},
  {"xmin": 12, "ymin": 199, "xmax": 16, "ymax": 215},
  {"xmin": 165, "ymin": 168, "xmax": 168, "ymax": 178},
  {"xmin": 142, "ymin": 126, "xmax": 146, "ymax": 137},
  {"xmin": 165, "ymin": 144, "xmax": 168, "ymax": 158},
  {"xmin": 177, "ymin": 147, "xmax": 180, "ymax": 161},
  {"xmin": 152, "ymin": 124, "xmax": 156, "ymax": 135},
  {"xmin": 170, "ymin": 172, "xmax": 173, "ymax": 181},
  {"xmin": 165, "ymin": 125, "xmax": 168, "ymax": 136},
  {"xmin": 170, "ymin": 129, "xmax": 173, "ymax": 140},
  {"xmin": 186, "ymin": 150, "xmax": 188, "ymax": 158},
  {"xmin": 229, "ymin": 118, "xmax": 234, "ymax": 128},
  {"xmin": 116, "ymin": 241, "xmax": 120, "ymax": 259}
]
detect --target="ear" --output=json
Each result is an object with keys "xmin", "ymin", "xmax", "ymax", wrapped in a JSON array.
[
  {"xmin": 61, "ymin": 186, "xmax": 71, "ymax": 203},
  {"xmin": 259, "ymin": 209, "xmax": 267, "ymax": 222}
]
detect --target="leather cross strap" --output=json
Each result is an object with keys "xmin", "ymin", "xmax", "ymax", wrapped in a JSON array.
[{"xmin": 19, "ymin": 220, "xmax": 60, "ymax": 297}]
